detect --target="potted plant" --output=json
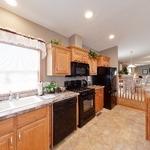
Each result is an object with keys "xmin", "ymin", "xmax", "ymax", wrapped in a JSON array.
[
  {"xmin": 43, "ymin": 81, "xmax": 58, "ymax": 94},
  {"xmin": 88, "ymin": 50, "xmax": 98, "ymax": 59},
  {"xmin": 118, "ymin": 66, "xmax": 128, "ymax": 78},
  {"xmin": 50, "ymin": 39, "xmax": 62, "ymax": 46}
]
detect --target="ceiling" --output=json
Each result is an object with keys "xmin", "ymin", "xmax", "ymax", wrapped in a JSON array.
[{"xmin": 0, "ymin": 0, "xmax": 150, "ymax": 65}]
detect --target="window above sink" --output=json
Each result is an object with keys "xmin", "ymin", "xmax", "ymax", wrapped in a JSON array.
[{"xmin": 0, "ymin": 43, "xmax": 40, "ymax": 94}]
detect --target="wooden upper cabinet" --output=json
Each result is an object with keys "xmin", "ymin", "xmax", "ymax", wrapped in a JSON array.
[
  {"xmin": 89, "ymin": 58, "xmax": 97, "ymax": 75},
  {"xmin": 97, "ymin": 56, "xmax": 110, "ymax": 67},
  {"xmin": 0, "ymin": 133, "xmax": 15, "ymax": 150},
  {"xmin": 68, "ymin": 46, "xmax": 89, "ymax": 63},
  {"xmin": 47, "ymin": 45, "xmax": 71, "ymax": 76}
]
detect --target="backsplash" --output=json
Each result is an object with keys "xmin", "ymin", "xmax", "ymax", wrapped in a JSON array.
[
  {"xmin": 45, "ymin": 76, "xmax": 89, "ymax": 87},
  {"xmin": 0, "ymin": 76, "xmax": 92, "ymax": 101},
  {"xmin": 0, "ymin": 90, "xmax": 37, "ymax": 101}
]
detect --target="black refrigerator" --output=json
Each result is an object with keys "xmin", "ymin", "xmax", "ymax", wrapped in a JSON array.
[{"xmin": 92, "ymin": 67, "xmax": 117, "ymax": 109}]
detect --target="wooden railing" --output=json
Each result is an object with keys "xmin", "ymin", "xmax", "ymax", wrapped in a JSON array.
[
  {"xmin": 145, "ymin": 90, "xmax": 150, "ymax": 140},
  {"xmin": 118, "ymin": 85, "xmax": 146, "ymax": 111}
]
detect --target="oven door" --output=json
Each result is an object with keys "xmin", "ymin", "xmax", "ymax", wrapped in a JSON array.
[
  {"xmin": 78, "ymin": 90, "xmax": 95, "ymax": 127},
  {"xmin": 82, "ymin": 94, "xmax": 94, "ymax": 112},
  {"xmin": 71, "ymin": 62, "xmax": 89, "ymax": 76}
]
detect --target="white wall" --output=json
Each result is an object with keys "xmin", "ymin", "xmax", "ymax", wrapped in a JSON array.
[
  {"xmin": 135, "ymin": 65, "xmax": 150, "ymax": 76},
  {"xmin": 0, "ymin": 7, "xmax": 119, "ymax": 86},
  {"xmin": 0, "ymin": 7, "xmax": 87, "ymax": 86},
  {"xmin": 99, "ymin": 46, "xmax": 118, "ymax": 69}
]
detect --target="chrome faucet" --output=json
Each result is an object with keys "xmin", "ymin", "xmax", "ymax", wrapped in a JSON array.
[
  {"xmin": 9, "ymin": 91, "xmax": 14, "ymax": 101},
  {"xmin": 16, "ymin": 93, "xmax": 20, "ymax": 100}
]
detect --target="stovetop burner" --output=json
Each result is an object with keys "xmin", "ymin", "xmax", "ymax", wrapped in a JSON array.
[{"xmin": 70, "ymin": 87, "xmax": 91, "ymax": 93}]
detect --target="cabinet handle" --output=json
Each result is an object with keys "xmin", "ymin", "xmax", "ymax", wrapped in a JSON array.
[
  {"xmin": 10, "ymin": 136, "xmax": 13, "ymax": 145},
  {"xmin": 18, "ymin": 132, "xmax": 21, "ymax": 141}
]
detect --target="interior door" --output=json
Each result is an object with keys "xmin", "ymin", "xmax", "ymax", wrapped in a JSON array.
[{"xmin": 17, "ymin": 118, "xmax": 49, "ymax": 150}]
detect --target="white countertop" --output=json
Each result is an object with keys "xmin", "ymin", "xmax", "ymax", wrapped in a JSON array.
[
  {"xmin": 144, "ymin": 86, "xmax": 150, "ymax": 92},
  {"xmin": 88, "ymin": 85, "xmax": 104, "ymax": 90},
  {"xmin": 0, "ymin": 91, "xmax": 79, "ymax": 120}
]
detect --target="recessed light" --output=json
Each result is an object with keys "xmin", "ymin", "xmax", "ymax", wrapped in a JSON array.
[
  {"xmin": 84, "ymin": 10, "xmax": 93, "ymax": 19},
  {"xmin": 109, "ymin": 34, "xmax": 115, "ymax": 40},
  {"xmin": 4, "ymin": 0, "xmax": 18, "ymax": 7}
]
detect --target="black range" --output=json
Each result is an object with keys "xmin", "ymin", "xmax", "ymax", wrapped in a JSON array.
[{"xmin": 65, "ymin": 80, "xmax": 95, "ymax": 127}]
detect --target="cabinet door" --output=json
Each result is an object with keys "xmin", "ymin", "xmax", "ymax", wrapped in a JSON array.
[
  {"xmin": 0, "ymin": 133, "xmax": 15, "ymax": 150},
  {"xmin": 95, "ymin": 95, "xmax": 101, "ymax": 113},
  {"xmin": 17, "ymin": 118, "xmax": 49, "ymax": 150},
  {"xmin": 89, "ymin": 59, "xmax": 97, "ymax": 75},
  {"xmin": 95, "ymin": 89, "xmax": 104, "ymax": 113},
  {"xmin": 72, "ymin": 49, "xmax": 83, "ymax": 62},
  {"xmin": 54, "ymin": 47, "xmax": 71, "ymax": 75},
  {"xmin": 97, "ymin": 56, "xmax": 110, "ymax": 67},
  {"xmin": 82, "ymin": 52, "xmax": 89, "ymax": 63},
  {"xmin": 72, "ymin": 49, "xmax": 88, "ymax": 63},
  {"xmin": 99, "ymin": 89, "xmax": 104, "ymax": 110}
]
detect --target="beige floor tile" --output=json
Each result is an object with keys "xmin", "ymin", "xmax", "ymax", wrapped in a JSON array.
[{"xmin": 54, "ymin": 105, "xmax": 150, "ymax": 150}]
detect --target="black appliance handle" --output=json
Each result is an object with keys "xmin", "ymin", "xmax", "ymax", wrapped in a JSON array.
[{"xmin": 82, "ymin": 79, "xmax": 88, "ymax": 88}]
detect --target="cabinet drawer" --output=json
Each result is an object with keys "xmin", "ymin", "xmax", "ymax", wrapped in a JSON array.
[
  {"xmin": 0, "ymin": 118, "xmax": 15, "ymax": 136},
  {"xmin": 16, "ymin": 107, "xmax": 48, "ymax": 128}
]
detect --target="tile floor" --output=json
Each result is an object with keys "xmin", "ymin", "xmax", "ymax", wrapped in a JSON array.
[{"xmin": 54, "ymin": 105, "xmax": 150, "ymax": 150}]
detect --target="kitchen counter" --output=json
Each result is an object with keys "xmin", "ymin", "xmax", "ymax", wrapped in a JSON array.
[
  {"xmin": 0, "ymin": 91, "xmax": 79, "ymax": 120},
  {"xmin": 144, "ymin": 86, "xmax": 150, "ymax": 92},
  {"xmin": 88, "ymin": 85, "xmax": 104, "ymax": 90}
]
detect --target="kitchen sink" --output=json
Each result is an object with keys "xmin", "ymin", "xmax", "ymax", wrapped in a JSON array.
[
  {"xmin": 11, "ymin": 96, "xmax": 43, "ymax": 108},
  {"xmin": 0, "ymin": 96, "xmax": 43, "ymax": 113},
  {"xmin": 0, "ymin": 101, "xmax": 14, "ymax": 113}
]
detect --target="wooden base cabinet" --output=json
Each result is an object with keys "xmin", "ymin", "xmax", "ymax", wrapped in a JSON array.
[
  {"xmin": 17, "ymin": 118, "xmax": 49, "ymax": 150},
  {"xmin": 95, "ymin": 88, "xmax": 104, "ymax": 113},
  {"xmin": 0, "ymin": 106, "xmax": 51, "ymax": 150},
  {"xmin": 0, "ymin": 133, "xmax": 15, "ymax": 150},
  {"xmin": 0, "ymin": 118, "xmax": 16, "ymax": 150}
]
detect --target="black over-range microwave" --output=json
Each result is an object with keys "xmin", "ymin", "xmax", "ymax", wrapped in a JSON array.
[{"xmin": 69, "ymin": 62, "xmax": 89, "ymax": 76}]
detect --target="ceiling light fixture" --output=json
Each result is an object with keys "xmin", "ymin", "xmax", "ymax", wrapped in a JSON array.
[
  {"xmin": 4, "ymin": 0, "xmax": 18, "ymax": 7},
  {"xmin": 128, "ymin": 51, "xmax": 136, "ymax": 68},
  {"xmin": 109, "ymin": 34, "xmax": 115, "ymax": 40},
  {"xmin": 84, "ymin": 10, "xmax": 93, "ymax": 19}
]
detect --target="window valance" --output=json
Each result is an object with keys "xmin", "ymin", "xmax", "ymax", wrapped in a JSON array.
[{"xmin": 0, "ymin": 28, "xmax": 47, "ymax": 59}]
